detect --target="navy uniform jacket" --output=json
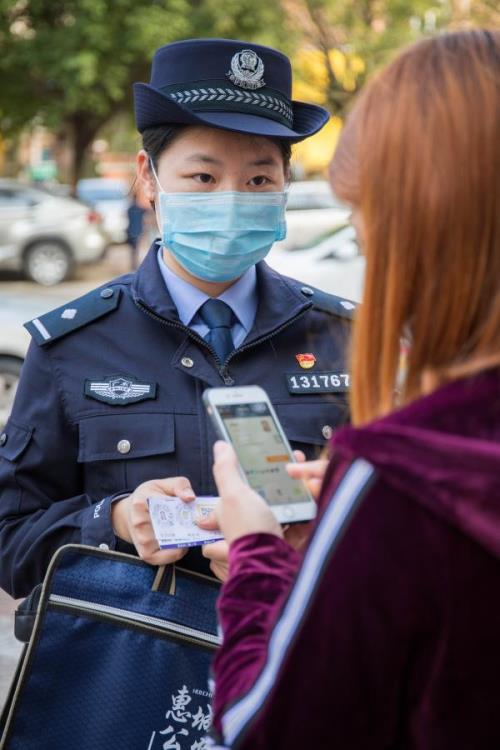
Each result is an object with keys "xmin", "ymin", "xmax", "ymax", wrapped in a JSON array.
[{"xmin": 0, "ymin": 244, "xmax": 353, "ymax": 597}]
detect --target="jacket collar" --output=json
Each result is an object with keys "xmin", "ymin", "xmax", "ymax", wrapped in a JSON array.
[
  {"xmin": 132, "ymin": 241, "xmax": 180, "ymax": 322},
  {"xmin": 243, "ymin": 260, "xmax": 312, "ymax": 346},
  {"xmin": 131, "ymin": 242, "xmax": 312, "ymax": 342}
]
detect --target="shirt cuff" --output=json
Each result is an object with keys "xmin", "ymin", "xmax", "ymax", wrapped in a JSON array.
[{"xmin": 80, "ymin": 492, "xmax": 131, "ymax": 551}]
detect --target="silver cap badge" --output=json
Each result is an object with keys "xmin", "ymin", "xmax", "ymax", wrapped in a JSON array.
[{"xmin": 227, "ymin": 49, "xmax": 265, "ymax": 90}]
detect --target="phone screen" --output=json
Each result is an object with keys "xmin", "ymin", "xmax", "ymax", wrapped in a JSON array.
[{"xmin": 215, "ymin": 402, "xmax": 311, "ymax": 506}]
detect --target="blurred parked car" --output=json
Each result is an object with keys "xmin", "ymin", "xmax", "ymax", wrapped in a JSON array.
[
  {"xmin": 268, "ymin": 224, "xmax": 364, "ymax": 302},
  {"xmin": 0, "ymin": 292, "xmax": 64, "ymax": 430},
  {"xmin": 76, "ymin": 178, "xmax": 130, "ymax": 244},
  {"xmin": 34, "ymin": 182, "xmax": 73, "ymax": 199},
  {"xmin": 0, "ymin": 179, "xmax": 108, "ymax": 285},
  {"xmin": 277, "ymin": 180, "xmax": 351, "ymax": 251}
]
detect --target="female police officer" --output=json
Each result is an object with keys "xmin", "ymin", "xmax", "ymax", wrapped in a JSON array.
[{"xmin": 0, "ymin": 38, "xmax": 354, "ymax": 598}]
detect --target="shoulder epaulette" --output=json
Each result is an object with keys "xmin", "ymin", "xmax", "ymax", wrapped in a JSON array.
[
  {"xmin": 298, "ymin": 284, "xmax": 357, "ymax": 320},
  {"xmin": 24, "ymin": 285, "xmax": 122, "ymax": 347}
]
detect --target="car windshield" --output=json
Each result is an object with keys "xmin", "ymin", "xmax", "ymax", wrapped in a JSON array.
[
  {"xmin": 0, "ymin": 183, "xmax": 46, "ymax": 206},
  {"xmin": 328, "ymin": 225, "xmax": 355, "ymax": 243},
  {"xmin": 298, "ymin": 224, "xmax": 353, "ymax": 251},
  {"xmin": 77, "ymin": 184, "xmax": 128, "ymax": 202},
  {"xmin": 286, "ymin": 182, "xmax": 344, "ymax": 211}
]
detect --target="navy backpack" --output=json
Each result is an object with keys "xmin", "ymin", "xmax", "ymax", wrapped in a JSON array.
[{"xmin": 0, "ymin": 544, "xmax": 220, "ymax": 749}]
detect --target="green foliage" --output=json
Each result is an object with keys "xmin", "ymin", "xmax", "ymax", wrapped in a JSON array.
[
  {"xmin": 286, "ymin": 0, "xmax": 496, "ymax": 116},
  {"xmin": 0, "ymin": 0, "xmax": 494, "ymax": 179},
  {"xmin": 0, "ymin": 0, "xmax": 287, "ymax": 179},
  {"xmin": 0, "ymin": 0, "xmax": 289, "ymax": 128}
]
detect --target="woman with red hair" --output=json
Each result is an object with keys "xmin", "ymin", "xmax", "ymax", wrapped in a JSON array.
[{"xmin": 203, "ymin": 28, "xmax": 500, "ymax": 748}]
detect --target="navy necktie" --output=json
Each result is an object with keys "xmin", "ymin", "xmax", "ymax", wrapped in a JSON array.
[{"xmin": 199, "ymin": 299, "xmax": 235, "ymax": 363}]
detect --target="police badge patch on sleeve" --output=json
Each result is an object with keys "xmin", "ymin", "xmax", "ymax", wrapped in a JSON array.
[{"xmin": 84, "ymin": 375, "xmax": 157, "ymax": 405}]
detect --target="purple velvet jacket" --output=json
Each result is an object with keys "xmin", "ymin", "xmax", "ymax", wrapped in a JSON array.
[{"xmin": 211, "ymin": 370, "xmax": 500, "ymax": 749}]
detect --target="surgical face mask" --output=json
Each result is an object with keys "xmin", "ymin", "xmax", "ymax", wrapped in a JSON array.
[{"xmin": 150, "ymin": 161, "xmax": 287, "ymax": 282}]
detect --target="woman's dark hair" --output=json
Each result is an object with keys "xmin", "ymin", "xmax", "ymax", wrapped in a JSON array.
[{"xmin": 142, "ymin": 124, "xmax": 292, "ymax": 173}]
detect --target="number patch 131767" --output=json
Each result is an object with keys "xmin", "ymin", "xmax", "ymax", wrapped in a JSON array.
[{"xmin": 286, "ymin": 371, "xmax": 350, "ymax": 394}]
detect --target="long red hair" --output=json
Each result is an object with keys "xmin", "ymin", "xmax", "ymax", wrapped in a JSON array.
[{"xmin": 330, "ymin": 29, "xmax": 500, "ymax": 425}]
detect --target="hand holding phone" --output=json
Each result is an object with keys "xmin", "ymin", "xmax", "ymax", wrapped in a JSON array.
[
  {"xmin": 204, "ymin": 440, "xmax": 284, "ymax": 545},
  {"xmin": 203, "ymin": 385, "xmax": 317, "ymax": 524}
]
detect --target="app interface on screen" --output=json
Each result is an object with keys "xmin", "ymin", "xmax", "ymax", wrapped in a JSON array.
[{"xmin": 217, "ymin": 402, "xmax": 310, "ymax": 505}]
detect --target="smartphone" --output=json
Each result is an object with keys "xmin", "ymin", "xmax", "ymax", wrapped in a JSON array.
[{"xmin": 203, "ymin": 385, "xmax": 316, "ymax": 524}]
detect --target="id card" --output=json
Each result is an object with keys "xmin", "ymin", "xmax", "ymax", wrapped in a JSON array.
[{"xmin": 147, "ymin": 495, "xmax": 223, "ymax": 549}]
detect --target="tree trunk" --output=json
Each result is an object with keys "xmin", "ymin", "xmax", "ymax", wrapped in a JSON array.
[
  {"xmin": 68, "ymin": 112, "xmax": 107, "ymax": 192},
  {"xmin": 304, "ymin": 0, "xmax": 352, "ymax": 117}
]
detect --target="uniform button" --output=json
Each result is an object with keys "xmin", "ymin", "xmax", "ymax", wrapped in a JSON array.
[
  {"xmin": 100, "ymin": 287, "xmax": 114, "ymax": 299},
  {"xmin": 322, "ymin": 425, "xmax": 333, "ymax": 440},
  {"xmin": 301, "ymin": 286, "xmax": 314, "ymax": 297},
  {"xmin": 0, "ymin": 433, "xmax": 7, "ymax": 447},
  {"xmin": 117, "ymin": 439, "xmax": 131, "ymax": 454},
  {"xmin": 181, "ymin": 357, "xmax": 194, "ymax": 368},
  {"xmin": 99, "ymin": 543, "xmax": 110, "ymax": 551}
]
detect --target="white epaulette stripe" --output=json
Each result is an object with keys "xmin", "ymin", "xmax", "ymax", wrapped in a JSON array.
[
  {"xmin": 32, "ymin": 318, "xmax": 51, "ymax": 341},
  {"xmin": 221, "ymin": 458, "xmax": 376, "ymax": 745}
]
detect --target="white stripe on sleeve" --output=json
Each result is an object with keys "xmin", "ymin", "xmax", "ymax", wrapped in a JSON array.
[{"xmin": 221, "ymin": 458, "xmax": 376, "ymax": 746}]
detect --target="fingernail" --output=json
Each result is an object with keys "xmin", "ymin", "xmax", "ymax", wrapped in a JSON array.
[{"xmin": 213, "ymin": 441, "xmax": 226, "ymax": 457}]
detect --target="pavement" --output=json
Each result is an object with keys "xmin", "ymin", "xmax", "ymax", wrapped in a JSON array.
[{"xmin": 0, "ymin": 589, "xmax": 22, "ymax": 714}]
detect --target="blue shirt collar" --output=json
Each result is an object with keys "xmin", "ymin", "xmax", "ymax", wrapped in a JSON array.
[{"xmin": 156, "ymin": 247, "xmax": 258, "ymax": 333}]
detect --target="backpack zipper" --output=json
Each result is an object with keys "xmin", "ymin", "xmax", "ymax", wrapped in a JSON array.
[{"xmin": 48, "ymin": 594, "xmax": 221, "ymax": 650}]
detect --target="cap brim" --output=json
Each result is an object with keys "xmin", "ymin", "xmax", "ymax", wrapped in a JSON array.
[{"xmin": 133, "ymin": 83, "xmax": 329, "ymax": 142}]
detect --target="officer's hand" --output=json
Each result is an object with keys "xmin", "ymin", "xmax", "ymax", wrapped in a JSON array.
[
  {"xmin": 198, "ymin": 442, "xmax": 282, "ymax": 546},
  {"xmin": 286, "ymin": 456, "xmax": 328, "ymax": 499},
  {"xmin": 111, "ymin": 477, "xmax": 195, "ymax": 565},
  {"xmin": 282, "ymin": 451, "xmax": 320, "ymax": 552}
]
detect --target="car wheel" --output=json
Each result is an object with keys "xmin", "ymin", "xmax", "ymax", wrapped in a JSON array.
[
  {"xmin": 23, "ymin": 241, "xmax": 74, "ymax": 286},
  {"xmin": 0, "ymin": 357, "xmax": 22, "ymax": 431}
]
